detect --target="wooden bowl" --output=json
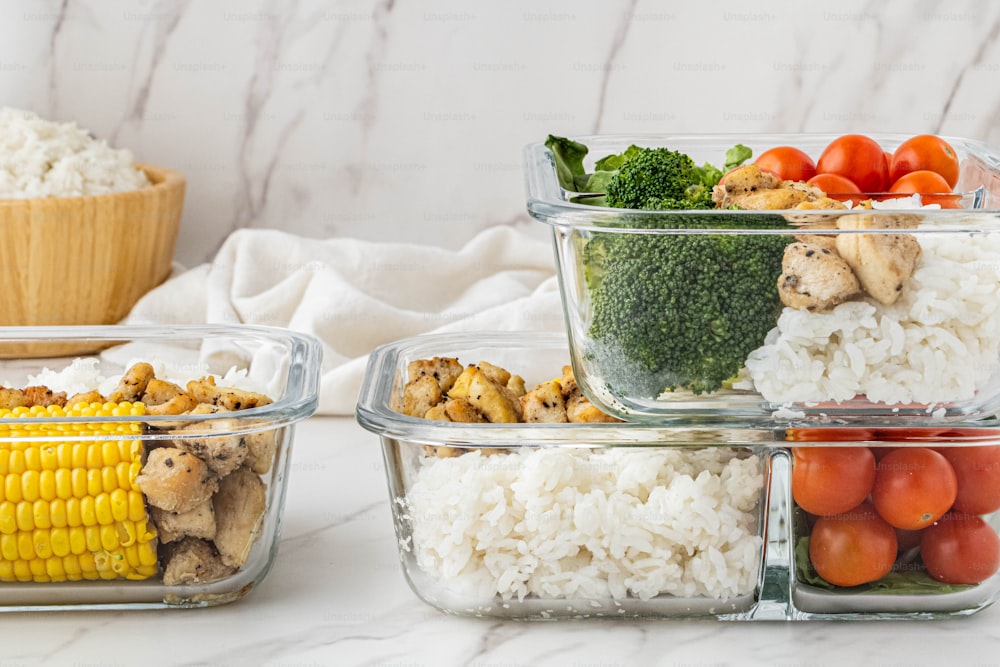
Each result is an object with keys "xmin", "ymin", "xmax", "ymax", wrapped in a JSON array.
[{"xmin": 0, "ymin": 164, "xmax": 185, "ymax": 327}]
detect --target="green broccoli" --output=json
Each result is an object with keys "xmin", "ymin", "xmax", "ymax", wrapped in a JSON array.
[
  {"xmin": 604, "ymin": 147, "xmax": 717, "ymax": 210},
  {"xmin": 584, "ymin": 213, "xmax": 791, "ymax": 397}
]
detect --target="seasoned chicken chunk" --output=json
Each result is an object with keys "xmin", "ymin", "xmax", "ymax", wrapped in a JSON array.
[
  {"xmin": 142, "ymin": 378, "xmax": 199, "ymax": 416},
  {"xmin": 245, "ymin": 428, "xmax": 279, "ymax": 475},
  {"xmin": 0, "ymin": 388, "xmax": 29, "ymax": 409},
  {"xmin": 835, "ymin": 213, "xmax": 922, "ymax": 305},
  {"xmin": 174, "ymin": 419, "xmax": 249, "ymax": 477},
  {"xmin": 136, "ymin": 447, "xmax": 218, "ymax": 513},
  {"xmin": 151, "ymin": 498, "xmax": 217, "ymax": 544},
  {"xmin": 212, "ymin": 467, "xmax": 267, "ymax": 567},
  {"xmin": 520, "ymin": 379, "xmax": 568, "ymax": 423},
  {"xmin": 66, "ymin": 389, "xmax": 104, "ymax": 405},
  {"xmin": 22, "ymin": 386, "xmax": 66, "ymax": 407},
  {"xmin": 186, "ymin": 376, "xmax": 272, "ymax": 411},
  {"xmin": 402, "ymin": 375, "xmax": 443, "ymax": 418},
  {"xmin": 778, "ymin": 242, "xmax": 860, "ymax": 311},
  {"xmin": 108, "ymin": 362, "xmax": 155, "ymax": 402},
  {"xmin": 449, "ymin": 366, "xmax": 521, "ymax": 423},
  {"xmin": 161, "ymin": 537, "xmax": 236, "ymax": 586},
  {"xmin": 406, "ymin": 357, "xmax": 464, "ymax": 393}
]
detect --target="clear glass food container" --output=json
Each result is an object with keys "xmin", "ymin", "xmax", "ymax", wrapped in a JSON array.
[
  {"xmin": 523, "ymin": 133, "xmax": 1000, "ymax": 424},
  {"xmin": 356, "ymin": 331, "xmax": 1000, "ymax": 621},
  {"xmin": 0, "ymin": 324, "xmax": 321, "ymax": 611}
]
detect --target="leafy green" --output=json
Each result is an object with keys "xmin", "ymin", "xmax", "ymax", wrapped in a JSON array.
[{"xmin": 544, "ymin": 134, "xmax": 591, "ymax": 192}]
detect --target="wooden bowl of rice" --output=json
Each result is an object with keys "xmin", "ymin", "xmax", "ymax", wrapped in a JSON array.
[{"xmin": 0, "ymin": 162, "xmax": 185, "ymax": 329}]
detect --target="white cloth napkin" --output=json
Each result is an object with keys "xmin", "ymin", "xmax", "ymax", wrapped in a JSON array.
[{"xmin": 122, "ymin": 226, "xmax": 565, "ymax": 415}]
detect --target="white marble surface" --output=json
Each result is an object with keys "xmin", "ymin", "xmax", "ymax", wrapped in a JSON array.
[
  {"xmin": 1, "ymin": 416, "xmax": 999, "ymax": 666},
  {"xmin": 2, "ymin": 0, "xmax": 999, "ymax": 266}
]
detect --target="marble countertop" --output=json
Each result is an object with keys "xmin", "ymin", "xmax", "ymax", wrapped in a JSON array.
[{"xmin": 5, "ymin": 416, "xmax": 1000, "ymax": 666}]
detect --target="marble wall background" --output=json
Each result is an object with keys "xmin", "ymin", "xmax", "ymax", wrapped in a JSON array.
[{"xmin": 2, "ymin": 0, "xmax": 999, "ymax": 266}]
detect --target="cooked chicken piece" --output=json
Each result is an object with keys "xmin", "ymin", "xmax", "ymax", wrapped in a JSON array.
[
  {"xmin": 108, "ymin": 362, "xmax": 155, "ymax": 402},
  {"xmin": 141, "ymin": 378, "xmax": 199, "ymax": 416},
  {"xmin": 186, "ymin": 376, "xmax": 272, "ymax": 411},
  {"xmin": 778, "ymin": 242, "xmax": 860, "ymax": 311},
  {"xmin": 713, "ymin": 165, "xmax": 838, "ymax": 210},
  {"xmin": 559, "ymin": 366, "xmax": 622, "ymax": 424},
  {"xmin": 506, "ymin": 374, "xmax": 526, "ymax": 397},
  {"xmin": 136, "ymin": 447, "xmax": 218, "ymax": 513},
  {"xmin": 407, "ymin": 356, "xmax": 464, "ymax": 394},
  {"xmin": 520, "ymin": 379, "xmax": 568, "ymax": 423},
  {"xmin": 402, "ymin": 375, "xmax": 443, "ymax": 418},
  {"xmin": 469, "ymin": 369, "xmax": 522, "ymax": 423},
  {"xmin": 21, "ymin": 386, "xmax": 66, "ymax": 407},
  {"xmin": 793, "ymin": 234, "xmax": 839, "ymax": 253},
  {"xmin": 245, "ymin": 428, "xmax": 279, "ymax": 474},
  {"xmin": 448, "ymin": 366, "xmax": 521, "ymax": 423},
  {"xmin": 66, "ymin": 389, "xmax": 105, "ymax": 405},
  {"xmin": 212, "ymin": 466, "xmax": 267, "ymax": 567},
  {"xmin": 794, "ymin": 196, "xmax": 848, "ymax": 211},
  {"xmin": 174, "ymin": 419, "xmax": 249, "ymax": 477},
  {"xmin": 151, "ymin": 498, "xmax": 217, "ymax": 544},
  {"xmin": 731, "ymin": 187, "xmax": 813, "ymax": 210},
  {"xmin": 443, "ymin": 397, "xmax": 487, "ymax": 423},
  {"xmin": 475, "ymin": 361, "xmax": 511, "ymax": 386},
  {"xmin": 161, "ymin": 537, "xmax": 236, "ymax": 586},
  {"xmin": 712, "ymin": 164, "xmax": 782, "ymax": 208},
  {"xmin": 0, "ymin": 388, "xmax": 29, "ymax": 409},
  {"xmin": 835, "ymin": 214, "xmax": 922, "ymax": 305}
]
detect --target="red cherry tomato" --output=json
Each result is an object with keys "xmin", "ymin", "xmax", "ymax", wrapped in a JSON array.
[
  {"xmin": 792, "ymin": 446, "xmax": 876, "ymax": 517},
  {"xmin": 806, "ymin": 173, "xmax": 864, "ymax": 204},
  {"xmin": 890, "ymin": 134, "xmax": 960, "ymax": 189},
  {"xmin": 871, "ymin": 448, "xmax": 957, "ymax": 530},
  {"xmin": 938, "ymin": 446, "xmax": 1000, "ymax": 515},
  {"xmin": 921, "ymin": 513, "xmax": 1000, "ymax": 584},
  {"xmin": 755, "ymin": 146, "xmax": 817, "ymax": 182},
  {"xmin": 816, "ymin": 134, "xmax": 890, "ymax": 193},
  {"xmin": 809, "ymin": 502, "xmax": 897, "ymax": 587},
  {"xmin": 889, "ymin": 170, "xmax": 960, "ymax": 208}
]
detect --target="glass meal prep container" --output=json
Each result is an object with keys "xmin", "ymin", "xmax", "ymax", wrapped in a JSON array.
[
  {"xmin": 0, "ymin": 324, "xmax": 321, "ymax": 611},
  {"xmin": 356, "ymin": 331, "xmax": 1000, "ymax": 621},
  {"xmin": 523, "ymin": 133, "xmax": 1000, "ymax": 424}
]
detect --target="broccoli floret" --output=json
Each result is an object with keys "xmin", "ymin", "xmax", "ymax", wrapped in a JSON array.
[
  {"xmin": 584, "ymin": 213, "xmax": 791, "ymax": 397},
  {"xmin": 604, "ymin": 147, "xmax": 719, "ymax": 211}
]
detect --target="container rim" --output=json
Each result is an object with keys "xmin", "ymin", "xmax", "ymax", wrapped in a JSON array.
[
  {"xmin": 353, "ymin": 330, "xmax": 1000, "ymax": 447},
  {"xmin": 0, "ymin": 323, "xmax": 322, "ymax": 435},
  {"xmin": 523, "ymin": 132, "xmax": 1000, "ymax": 230}
]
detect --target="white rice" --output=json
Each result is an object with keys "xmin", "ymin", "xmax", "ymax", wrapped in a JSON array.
[
  {"xmin": 742, "ymin": 232, "xmax": 1000, "ymax": 405},
  {"xmin": 0, "ymin": 107, "xmax": 149, "ymax": 198},
  {"xmin": 403, "ymin": 446, "xmax": 764, "ymax": 601},
  {"xmin": 26, "ymin": 357, "xmax": 265, "ymax": 397}
]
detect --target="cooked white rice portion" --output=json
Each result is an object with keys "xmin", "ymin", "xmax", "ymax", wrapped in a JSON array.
[
  {"xmin": 0, "ymin": 107, "xmax": 149, "ymax": 198},
  {"xmin": 404, "ymin": 447, "xmax": 764, "ymax": 602},
  {"xmin": 742, "ymin": 232, "xmax": 1000, "ymax": 405}
]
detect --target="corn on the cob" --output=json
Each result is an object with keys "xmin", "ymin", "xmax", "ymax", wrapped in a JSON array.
[{"xmin": 0, "ymin": 402, "xmax": 157, "ymax": 582}]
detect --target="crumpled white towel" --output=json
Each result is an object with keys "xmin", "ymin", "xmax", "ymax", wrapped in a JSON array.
[{"xmin": 122, "ymin": 226, "xmax": 565, "ymax": 415}]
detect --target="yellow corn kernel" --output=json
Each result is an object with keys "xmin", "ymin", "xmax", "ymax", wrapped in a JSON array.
[
  {"xmin": 20, "ymin": 470, "xmax": 39, "ymax": 502},
  {"xmin": 39, "ymin": 469, "xmax": 55, "ymax": 501},
  {"xmin": 0, "ymin": 402, "xmax": 156, "ymax": 582},
  {"xmin": 32, "ymin": 499, "xmax": 50, "ymax": 530}
]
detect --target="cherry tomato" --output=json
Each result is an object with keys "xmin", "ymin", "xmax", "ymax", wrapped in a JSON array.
[
  {"xmin": 809, "ymin": 502, "xmax": 897, "ymax": 587},
  {"xmin": 792, "ymin": 446, "xmax": 876, "ymax": 516},
  {"xmin": 921, "ymin": 513, "xmax": 1000, "ymax": 584},
  {"xmin": 938, "ymin": 446, "xmax": 1000, "ymax": 515},
  {"xmin": 755, "ymin": 146, "xmax": 817, "ymax": 182},
  {"xmin": 805, "ymin": 173, "xmax": 863, "ymax": 203},
  {"xmin": 871, "ymin": 447, "xmax": 957, "ymax": 530},
  {"xmin": 816, "ymin": 134, "xmax": 890, "ymax": 193},
  {"xmin": 889, "ymin": 170, "xmax": 960, "ymax": 208},
  {"xmin": 890, "ymin": 134, "xmax": 960, "ymax": 189},
  {"xmin": 785, "ymin": 428, "xmax": 876, "ymax": 442}
]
